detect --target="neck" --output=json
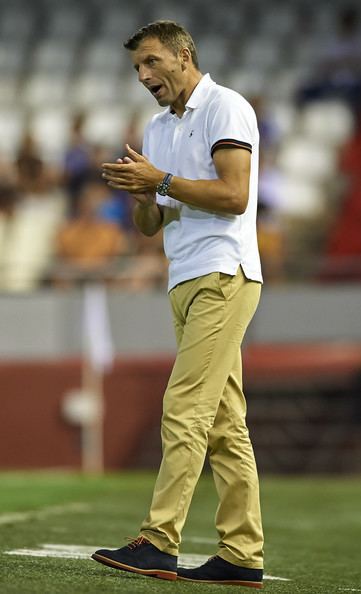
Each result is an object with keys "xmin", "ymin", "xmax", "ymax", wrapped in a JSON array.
[{"xmin": 171, "ymin": 70, "xmax": 203, "ymax": 117}]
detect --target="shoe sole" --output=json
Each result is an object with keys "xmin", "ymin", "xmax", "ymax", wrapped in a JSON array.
[
  {"xmin": 91, "ymin": 553, "xmax": 177, "ymax": 581},
  {"xmin": 177, "ymin": 576, "xmax": 263, "ymax": 588}
]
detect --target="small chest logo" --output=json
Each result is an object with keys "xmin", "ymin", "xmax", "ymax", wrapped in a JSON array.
[{"xmin": 189, "ymin": 130, "xmax": 194, "ymax": 137}]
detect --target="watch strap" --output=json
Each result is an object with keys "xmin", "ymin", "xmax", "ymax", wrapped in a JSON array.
[{"xmin": 156, "ymin": 173, "xmax": 173, "ymax": 196}]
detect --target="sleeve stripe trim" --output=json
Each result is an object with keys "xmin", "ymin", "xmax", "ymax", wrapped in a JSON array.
[{"xmin": 211, "ymin": 139, "xmax": 252, "ymax": 156}]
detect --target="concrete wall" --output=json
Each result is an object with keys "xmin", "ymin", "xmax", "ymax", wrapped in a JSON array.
[
  {"xmin": 1, "ymin": 284, "xmax": 360, "ymax": 472},
  {"xmin": 0, "ymin": 284, "xmax": 360, "ymax": 359}
]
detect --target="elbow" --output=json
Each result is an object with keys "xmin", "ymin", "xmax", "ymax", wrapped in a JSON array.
[
  {"xmin": 228, "ymin": 191, "xmax": 248, "ymax": 215},
  {"xmin": 232, "ymin": 202, "xmax": 247, "ymax": 215},
  {"xmin": 143, "ymin": 227, "xmax": 159, "ymax": 237}
]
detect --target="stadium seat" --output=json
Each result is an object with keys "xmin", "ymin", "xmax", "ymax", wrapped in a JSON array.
[
  {"xmin": 278, "ymin": 175, "xmax": 326, "ymax": 217},
  {"xmin": 268, "ymin": 101, "xmax": 297, "ymax": 138},
  {"xmin": 268, "ymin": 67, "xmax": 310, "ymax": 100},
  {"xmin": 44, "ymin": 6, "xmax": 88, "ymax": 40},
  {"xmin": 0, "ymin": 4, "xmax": 35, "ymax": 41},
  {"xmin": 71, "ymin": 74, "xmax": 122, "ymax": 109},
  {"xmin": 0, "ymin": 216, "xmax": 7, "ymax": 276},
  {"xmin": 300, "ymin": 101, "xmax": 354, "ymax": 147},
  {"xmin": 81, "ymin": 39, "xmax": 126, "ymax": 75},
  {"xmin": 0, "ymin": 109, "xmax": 26, "ymax": 158},
  {"xmin": 23, "ymin": 74, "xmax": 71, "ymax": 109},
  {"xmin": 227, "ymin": 70, "xmax": 269, "ymax": 98},
  {"xmin": 277, "ymin": 136, "xmax": 337, "ymax": 183},
  {"xmin": 258, "ymin": 5, "xmax": 296, "ymax": 38},
  {"xmin": 31, "ymin": 40, "xmax": 77, "ymax": 75},
  {"xmin": 83, "ymin": 106, "xmax": 138, "ymax": 148},
  {"xmin": 0, "ymin": 198, "xmax": 66, "ymax": 291},
  {"xmin": 0, "ymin": 0, "xmax": 358, "ymax": 273},
  {"xmin": 197, "ymin": 35, "xmax": 233, "ymax": 76},
  {"xmin": 292, "ymin": 35, "xmax": 328, "ymax": 68},
  {"xmin": 116, "ymin": 74, "xmax": 158, "ymax": 108},
  {"xmin": 29, "ymin": 108, "xmax": 72, "ymax": 161},
  {"xmin": 0, "ymin": 77, "xmax": 21, "ymax": 109},
  {"xmin": 0, "ymin": 41, "xmax": 28, "ymax": 76},
  {"xmin": 97, "ymin": 4, "xmax": 139, "ymax": 38},
  {"xmin": 149, "ymin": 1, "xmax": 193, "ymax": 31},
  {"xmin": 242, "ymin": 37, "xmax": 282, "ymax": 70}
]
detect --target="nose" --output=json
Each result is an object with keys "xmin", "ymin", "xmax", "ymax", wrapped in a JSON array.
[{"xmin": 138, "ymin": 64, "xmax": 151, "ymax": 83}]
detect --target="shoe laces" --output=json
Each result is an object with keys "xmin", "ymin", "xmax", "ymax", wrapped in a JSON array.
[{"xmin": 125, "ymin": 536, "xmax": 149, "ymax": 550}]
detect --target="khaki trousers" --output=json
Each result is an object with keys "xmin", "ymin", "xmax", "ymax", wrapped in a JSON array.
[{"xmin": 140, "ymin": 268, "xmax": 264, "ymax": 569}]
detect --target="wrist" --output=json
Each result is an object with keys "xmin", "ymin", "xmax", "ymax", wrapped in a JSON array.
[
  {"xmin": 156, "ymin": 172, "xmax": 173, "ymax": 196},
  {"xmin": 134, "ymin": 192, "xmax": 156, "ymax": 209}
]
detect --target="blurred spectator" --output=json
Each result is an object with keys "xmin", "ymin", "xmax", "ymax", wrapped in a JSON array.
[
  {"xmin": 0, "ymin": 139, "xmax": 67, "ymax": 291},
  {"xmin": 116, "ymin": 229, "xmax": 168, "ymax": 291},
  {"xmin": 257, "ymin": 151, "xmax": 286, "ymax": 282},
  {"xmin": 319, "ymin": 111, "xmax": 361, "ymax": 281},
  {"xmin": 250, "ymin": 95, "xmax": 281, "ymax": 151},
  {"xmin": 122, "ymin": 110, "xmax": 143, "ymax": 155},
  {"xmin": 64, "ymin": 113, "xmax": 94, "ymax": 216},
  {"xmin": 16, "ymin": 132, "xmax": 64, "ymax": 203},
  {"xmin": 297, "ymin": 6, "xmax": 361, "ymax": 113},
  {"xmin": 0, "ymin": 183, "xmax": 19, "ymax": 218},
  {"xmin": 340, "ymin": 110, "xmax": 361, "ymax": 179},
  {"xmin": 0, "ymin": 1, "xmax": 359, "ymax": 290},
  {"xmin": 97, "ymin": 110, "xmax": 146, "ymax": 231},
  {"xmin": 97, "ymin": 187, "xmax": 133, "ymax": 230},
  {"xmin": 53, "ymin": 180, "xmax": 129, "ymax": 286},
  {"xmin": 0, "ymin": 184, "xmax": 20, "ymax": 288}
]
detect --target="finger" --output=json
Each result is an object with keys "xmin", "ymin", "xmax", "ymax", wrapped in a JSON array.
[
  {"xmin": 102, "ymin": 162, "xmax": 129, "ymax": 170},
  {"xmin": 102, "ymin": 163, "xmax": 134, "ymax": 173},
  {"xmin": 107, "ymin": 181, "xmax": 129, "ymax": 190},
  {"xmin": 116, "ymin": 158, "xmax": 124, "ymax": 163},
  {"xmin": 108, "ymin": 181, "xmax": 143, "ymax": 194},
  {"xmin": 126, "ymin": 144, "xmax": 144, "ymax": 162},
  {"xmin": 102, "ymin": 172, "xmax": 130, "ymax": 183},
  {"xmin": 104, "ymin": 176, "xmax": 140, "ymax": 192},
  {"xmin": 123, "ymin": 156, "xmax": 133, "ymax": 164}
]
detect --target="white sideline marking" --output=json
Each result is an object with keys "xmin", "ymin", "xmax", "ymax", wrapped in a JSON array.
[
  {"xmin": 4, "ymin": 544, "xmax": 291, "ymax": 582},
  {"xmin": 0, "ymin": 503, "xmax": 90, "ymax": 526}
]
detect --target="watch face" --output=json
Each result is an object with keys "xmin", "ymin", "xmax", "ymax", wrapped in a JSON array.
[{"xmin": 157, "ymin": 174, "xmax": 172, "ymax": 196}]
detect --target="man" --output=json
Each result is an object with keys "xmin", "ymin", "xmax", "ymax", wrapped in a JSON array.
[{"xmin": 92, "ymin": 20, "xmax": 264, "ymax": 589}]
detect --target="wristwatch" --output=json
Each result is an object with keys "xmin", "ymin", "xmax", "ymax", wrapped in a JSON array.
[{"xmin": 156, "ymin": 173, "xmax": 173, "ymax": 196}]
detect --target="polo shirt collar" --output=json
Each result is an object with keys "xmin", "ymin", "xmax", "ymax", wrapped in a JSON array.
[{"xmin": 185, "ymin": 73, "xmax": 214, "ymax": 110}]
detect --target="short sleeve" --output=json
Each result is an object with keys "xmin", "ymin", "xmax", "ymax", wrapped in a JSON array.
[{"xmin": 208, "ymin": 93, "xmax": 256, "ymax": 158}]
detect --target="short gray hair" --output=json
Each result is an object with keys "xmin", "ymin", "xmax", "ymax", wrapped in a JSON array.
[{"xmin": 124, "ymin": 20, "xmax": 199, "ymax": 70}]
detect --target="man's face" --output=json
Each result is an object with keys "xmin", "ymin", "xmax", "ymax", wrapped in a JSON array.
[{"xmin": 131, "ymin": 37, "xmax": 185, "ymax": 107}]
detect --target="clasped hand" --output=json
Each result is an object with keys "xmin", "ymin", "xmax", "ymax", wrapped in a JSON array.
[{"xmin": 102, "ymin": 144, "xmax": 164, "ymax": 196}]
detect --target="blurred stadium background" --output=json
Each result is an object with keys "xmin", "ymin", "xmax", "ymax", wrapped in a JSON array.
[{"xmin": 0, "ymin": 0, "xmax": 361, "ymax": 475}]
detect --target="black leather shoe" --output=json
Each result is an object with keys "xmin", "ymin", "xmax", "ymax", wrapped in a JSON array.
[
  {"xmin": 91, "ymin": 536, "xmax": 177, "ymax": 581},
  {"xmin": 177, "ymin": 555, "xmax": 263, "ymax": 588}
]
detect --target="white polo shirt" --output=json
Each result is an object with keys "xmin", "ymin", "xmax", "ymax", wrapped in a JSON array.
[{"xmin": 142, "ymin": 73, "xmax": 263, "ymax": 292}]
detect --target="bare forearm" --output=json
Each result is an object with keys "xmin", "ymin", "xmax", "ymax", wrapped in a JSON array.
[
  {"xmin": 133, "ymin": 202, "xmax": 163, "ymax": 236},
  {"xmin": 102, "ymin": 145, "xmax": 250, "ymax": 216},
  {"xmin": 167, "ymin": 177, "xmax": 248, "ymax": 215}
]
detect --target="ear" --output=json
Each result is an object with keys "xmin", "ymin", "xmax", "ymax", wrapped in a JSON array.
[{"xmin": 180, "ymin": 47, "xmax": 192, "ymax": 70}]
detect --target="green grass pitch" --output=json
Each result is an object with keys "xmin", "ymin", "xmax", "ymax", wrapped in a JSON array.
[{"xmin": 0, "ymin": 471, "xmax": 360, "ymax": 593}]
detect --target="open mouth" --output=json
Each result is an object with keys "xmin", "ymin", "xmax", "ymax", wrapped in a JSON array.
[{"xmin": 149, "ymin": 84, "xmax": 163, "ymax": 98}]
